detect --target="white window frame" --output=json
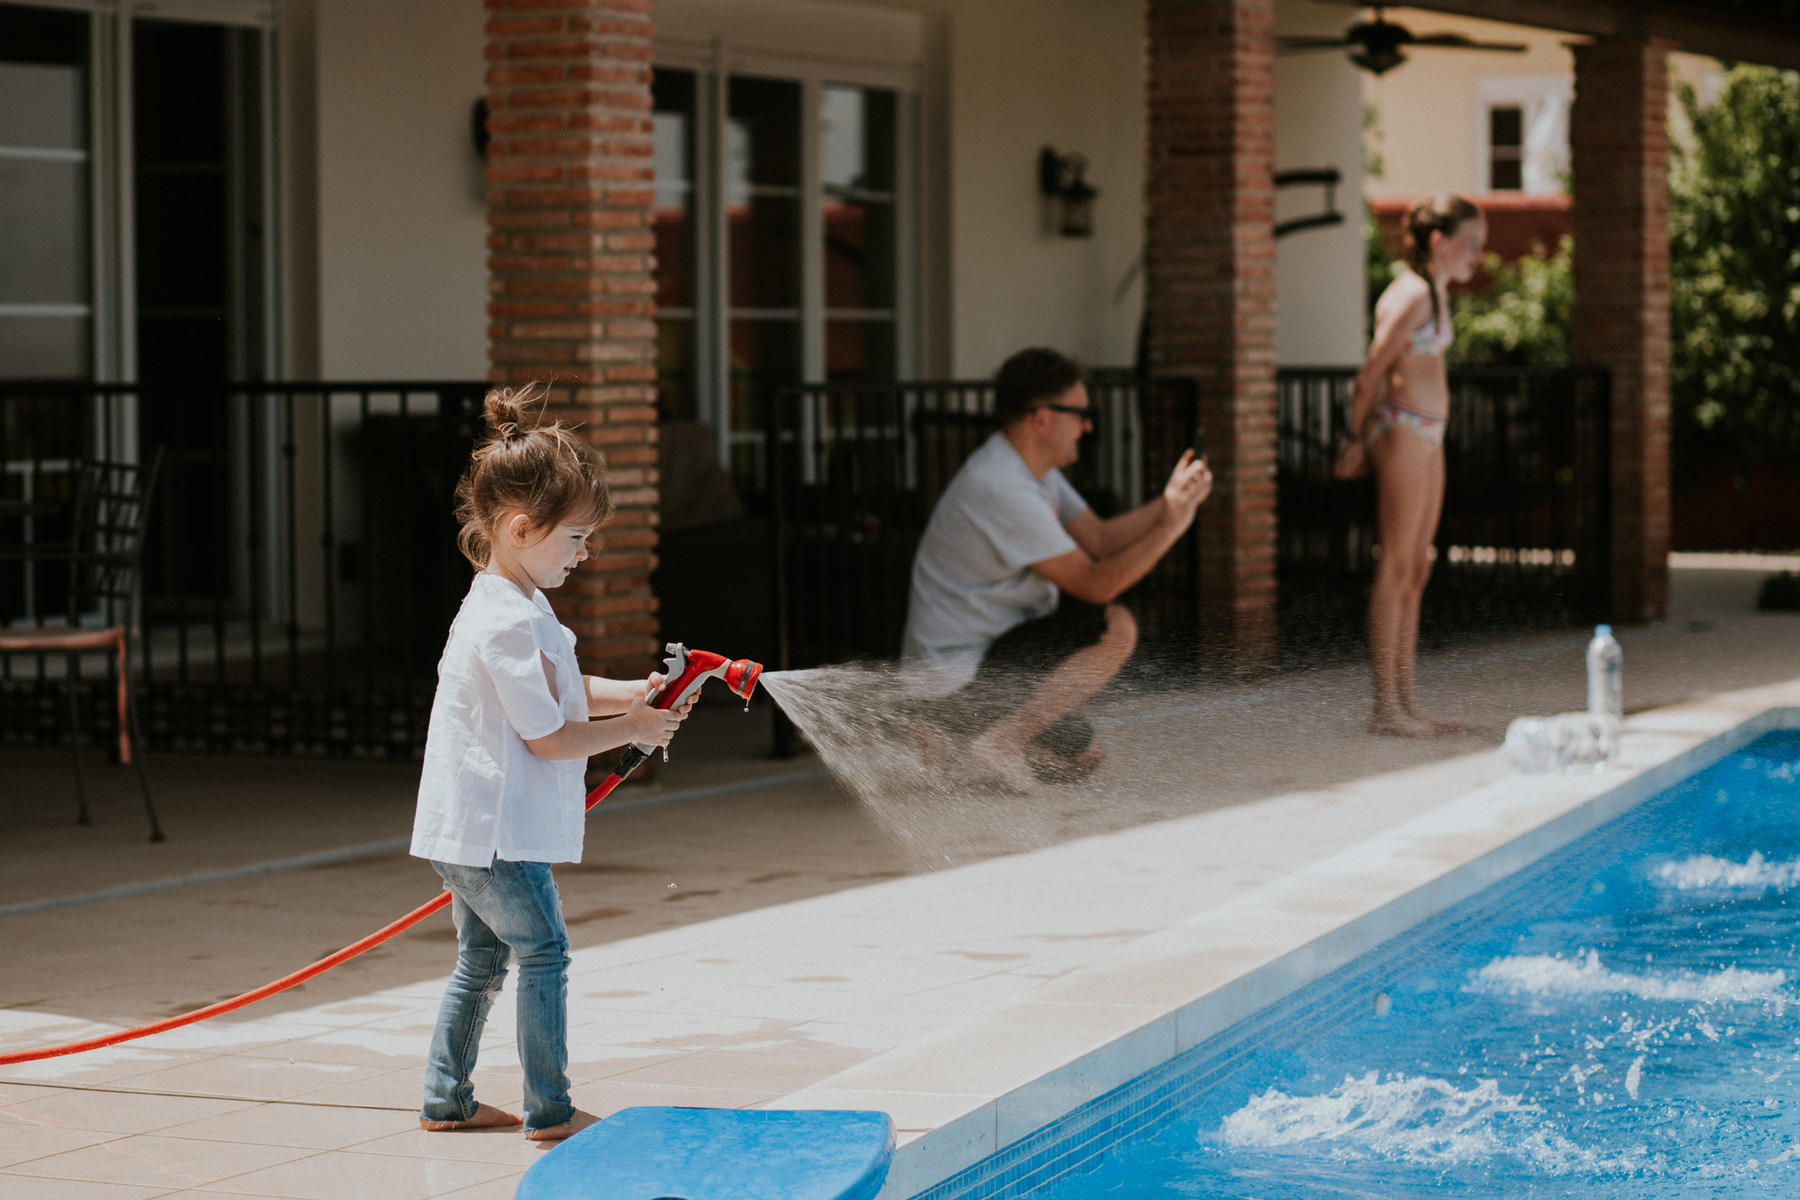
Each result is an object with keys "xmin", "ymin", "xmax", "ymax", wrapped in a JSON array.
[{"xmin": 1473, "ymin": 74, "xmax": 1571, "ymax": 196}]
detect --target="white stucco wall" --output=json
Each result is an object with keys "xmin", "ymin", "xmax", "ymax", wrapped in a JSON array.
[
  {"xmin": 938, "ymin": 0, "xmax": 1145, "ymax": 377},
  {"xmin": 290, "ymin": 0, "xmax": 1370, "ymax": 384},
  {"xmin": 1274, "ymin": 0, "xmax": 1367, "ymax": 366},
  {"xmin": 1360, "ymin": 8, "xmax": 1575, "ymax": 200},
  {"xmin": 312, "ymin": 0, "xmax": 488, "ymax": 379}
]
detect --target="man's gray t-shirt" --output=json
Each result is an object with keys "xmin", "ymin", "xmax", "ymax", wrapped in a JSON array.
[{"xmin": 901, "ymin": 432, "xmax": 1088, "ymax": 695}]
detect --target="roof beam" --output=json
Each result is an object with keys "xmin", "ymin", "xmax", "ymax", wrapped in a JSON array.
[{"xmin": 1407, "ymin": 0, "xmax": 1800, "ymax": 69}]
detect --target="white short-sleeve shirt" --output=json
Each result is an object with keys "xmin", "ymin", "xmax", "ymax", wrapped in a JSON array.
[
  {"xmin": 901, "ymin": 432, "xmax": 1089, "ymax": 695},
  {"xmin": 410, "ymin": 572, "xmax": 589, "ymax": 867}
]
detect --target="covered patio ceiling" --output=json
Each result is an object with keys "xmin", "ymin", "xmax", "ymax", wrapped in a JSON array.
[{"xmin": 1397, "ymin": 0, "xmax": 1800, "ymax": 68}]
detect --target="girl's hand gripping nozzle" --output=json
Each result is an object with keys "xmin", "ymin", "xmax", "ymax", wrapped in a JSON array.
[{"xmin": 614, "ymin": 642, "xmax": 763, "ymax": 777}]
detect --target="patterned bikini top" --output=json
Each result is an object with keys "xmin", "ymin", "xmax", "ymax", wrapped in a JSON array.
[{"xmin": 1407, "ymin": 312, "xmax": 1454, "ymax": 357}]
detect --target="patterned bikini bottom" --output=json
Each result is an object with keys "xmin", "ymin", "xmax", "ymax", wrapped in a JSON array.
[{"xmin": 1369, "ymin": 400, "xmax": 1447, "ymax": 451}]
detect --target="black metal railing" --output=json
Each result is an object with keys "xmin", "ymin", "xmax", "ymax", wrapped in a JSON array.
[
  {"xmin": 1277, "ymin": 365, "xmax": 1611, "ymax": 660},
  {"xmin": 1, "ymin": 367, "xmax": 1610, "ymax": 760},
  {"xmin": 767, "ymin": 370, "xmax": 1200, "ymax": 673},
  {"xmin": 769, "ymin": 365, "xmax": 1609, "ymax": 677},
  {"xmin": 0, "ymin": 381, "xmax": 490, "ymax": 758}
]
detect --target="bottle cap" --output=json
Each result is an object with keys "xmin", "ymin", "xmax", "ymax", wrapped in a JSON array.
[{"xmin": 1595, "ymin": 624, "xmax": 1612, "ymax": 637}]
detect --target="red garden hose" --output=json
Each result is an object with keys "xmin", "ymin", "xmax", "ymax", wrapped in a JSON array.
[
  {"xmin": 0, "ymin": 768, "xmax": 632, "ymax": 1067},
  {"xmin": 0, "ymin": 643, "xmax": 765, "ymax": 1067}
]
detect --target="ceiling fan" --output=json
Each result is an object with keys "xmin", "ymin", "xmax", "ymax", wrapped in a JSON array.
[{"xmin": 1278, "ymin": 7, "xmax": 1527, "ymax": 76}]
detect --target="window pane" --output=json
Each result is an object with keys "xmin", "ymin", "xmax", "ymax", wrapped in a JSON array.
[
  {"xmin": 0, "ymin": 58, "xmax": 83, "ymax": 149},
  {"xmin": 727, "ymin": 77, "xmax": 801, "ymax": 313},
  {"xmin": 1490, "ymin": 157, "xmax": 1523, "ymax": 191},
  {"xmin": 1490, "ymin": 105, "xmax": 1522, "ymax": 148},
  {"xmin": 727, "ymin": 76, "xmax": 801, "ymax": 189},
  {"xmin": 133, "ymin": 19, "xmax": 232, "ymax": 383},
  {"xmin": 825, "ymin": 197, "xmax": 895, "ymax": 311},
  {"xmin": 653, "ymin": 68, "xmax": 695, "ymax": 310},
  {"xmin": 821, "ymin": 85, "xmax": 895, "ymax": 193},
  {"xmin": 822, "ymin": 85, "xmax": 897, "ymax": 318},
  {"xmin": 729, "ymin": 194, "xmax": 800, "ymax": 309},
  {"xmin": 0, "ymin": 315, "xmax": 86, "ymax": 377},
  {"xmin": 826, "ymin": 319, "xmax": 894, "ymax": 384},
  {"xmin": 0, "ymin": 157, "xmax": 87, "ymax": 305}
]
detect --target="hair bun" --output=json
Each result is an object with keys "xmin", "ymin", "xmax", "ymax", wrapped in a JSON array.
[{"xmin": 483, "ymin": 389, "xmax": 532, "ymax": 441}]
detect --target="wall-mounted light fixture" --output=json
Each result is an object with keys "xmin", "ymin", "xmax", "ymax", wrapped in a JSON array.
[{"xmin": 1038, "ymin": 146, "xmax": 1098, "ymax": 238}]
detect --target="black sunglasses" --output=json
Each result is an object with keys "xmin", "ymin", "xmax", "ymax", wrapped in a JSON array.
[{"xmin": 1038, "ymin": 402, "xmax": 1097, "ymax": 423}]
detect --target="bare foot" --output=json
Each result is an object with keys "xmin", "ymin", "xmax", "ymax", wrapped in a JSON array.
[
  {"xmin": 420, "ymin": 1102, "xmax": 522, "ymax": 1132},
  {"xmin": 1028, "ymin": 742, "xmax": 1105, "ymax": 785},
  {"xmin": 1412, "ymin": 708, "xmax": 1469, "ymax": 735},
  {"xmin": 1370, "ymin": 706, "xmax": 1440, "ymax": 738},
  {"xmin": 970, "ymin": 728, "xmax": 1059, "ymax": 795},
  {"xmin": 526, "ymin": 1109, "xmax": 599, "ymax": 1143}
]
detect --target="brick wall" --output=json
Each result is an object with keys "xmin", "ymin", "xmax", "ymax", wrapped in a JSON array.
[
  {"xmin": 1570, "ymin": 37, "xmax": 1673, "ymax": 623},
  {"xmin": 1144, "ymin": 0, "xmax": 1279, "ymax": 668},
  {"xmin": 483, "ymin": 0, "xmax": 661, "ymax": 678}
]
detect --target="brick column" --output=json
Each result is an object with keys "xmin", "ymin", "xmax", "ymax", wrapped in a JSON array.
[
  {"xmin": 1144, "ymin": 0, "xmax": 1279, "ymax": 668},
  {"xmin": 1571, "ymin": 37, "xmax": 1673, "ymax": 624},
  {"xmin": 484, "ymin": 0, "xmax": 660, "ymax": 678}
]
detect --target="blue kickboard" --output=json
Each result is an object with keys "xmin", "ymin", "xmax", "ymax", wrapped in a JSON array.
[{"xmin": 513, "ymin": 1107, "xmax": 895, "ymax": 1200}]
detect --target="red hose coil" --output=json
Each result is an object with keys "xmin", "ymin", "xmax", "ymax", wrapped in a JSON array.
[{"xmin": 0, "ymin": 771, "xmax": 629, "ymax": 1066}]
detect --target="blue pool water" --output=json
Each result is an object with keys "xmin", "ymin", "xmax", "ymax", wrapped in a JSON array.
[{"xmin": 956, "ymin": 731, "xmax": 1800, "ymax": 1199}]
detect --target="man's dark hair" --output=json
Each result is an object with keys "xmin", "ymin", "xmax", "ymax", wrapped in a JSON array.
[{"xmin": 994, "ymin": 347, "xmax": 1085, "ymax": 425}]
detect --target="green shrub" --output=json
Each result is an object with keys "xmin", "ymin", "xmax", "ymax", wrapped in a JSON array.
[{"xmin": 1671, "ymin": 65, "xmax": 1800, "ymax": 472}]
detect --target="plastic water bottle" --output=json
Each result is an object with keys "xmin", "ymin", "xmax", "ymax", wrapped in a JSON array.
[
  {"xmin": 1586, "ymin": 624, "xmax": 1622, "ymax": 720},
  {"xmin": 1502, "ymin": 627, "xmax": 1625, "ymax": 773}
]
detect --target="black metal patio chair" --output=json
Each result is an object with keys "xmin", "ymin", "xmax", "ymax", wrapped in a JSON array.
[{"xmin": 0, "ymin": 452, "xmax": 166, "ymax": 840}]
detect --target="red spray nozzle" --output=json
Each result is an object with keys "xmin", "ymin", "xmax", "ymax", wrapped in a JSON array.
[
  {"xmin": 620, "ymin": 642, "xmax": 765, "ymax": 773},
  {"xmin": 722, "ymin": 656, "xmax": 762, "ymax": 702},
  {"xmin": 651, "ymin": 643, "xmax": 763, "ymax": 713}
]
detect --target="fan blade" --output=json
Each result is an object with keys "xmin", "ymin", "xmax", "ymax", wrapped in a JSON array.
[
  {"xmin": 1410, "ymin": 33, "xmax": 1528, "ymax": 51},
  {"xmin": 1276, "ymin": 36, "xmax": 1357, "ymax": 49}
]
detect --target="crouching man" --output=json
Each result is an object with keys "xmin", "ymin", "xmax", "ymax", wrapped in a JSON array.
[{"xmin": 901, "ymin": 348, "xmax": 1211, "ymax": 792}]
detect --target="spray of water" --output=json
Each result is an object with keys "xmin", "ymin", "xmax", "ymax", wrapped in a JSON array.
[{"xmin": 757, "ymin": 659, "xmax": 1255, "ymax": 866}]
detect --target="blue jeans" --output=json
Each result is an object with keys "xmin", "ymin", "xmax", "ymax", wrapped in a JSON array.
[{"xmin": 422, "ymin": 858, "xmax": 574, "ymax": 1131}]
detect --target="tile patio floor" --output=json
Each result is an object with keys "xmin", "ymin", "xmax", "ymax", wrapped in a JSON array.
[{"xmin": 2, "ymin": 559, "xmax": 1798, "ymax": 1198}]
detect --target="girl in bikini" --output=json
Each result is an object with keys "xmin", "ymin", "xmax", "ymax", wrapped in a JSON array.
[{"xmin": 1335, "ymin": 194, "xmax": 1486, "ymax": 737}]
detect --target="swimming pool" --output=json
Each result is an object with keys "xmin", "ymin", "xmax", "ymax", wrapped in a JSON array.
[{"xmin": 915, "ymin": 730, "xmax": 1800, "ymax": 1198}]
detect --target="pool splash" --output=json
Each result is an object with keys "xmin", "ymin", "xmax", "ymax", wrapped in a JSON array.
[
  {"xmin": 1653, "ymin": 850, "xmax": 1800, "ymax": 893},
  {"xmin": 1468, "ymin": 949, "xmax": 1790, "ymax": 1006},
  {"xmin": 1217, "ymin": 1071, "xmax": 1658, "ymax": 1175}
]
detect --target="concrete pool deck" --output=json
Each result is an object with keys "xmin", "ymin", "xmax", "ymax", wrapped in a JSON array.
[{"xmin": 3, "ymin": 559, "xmax": 1800, "ymax": 1198}]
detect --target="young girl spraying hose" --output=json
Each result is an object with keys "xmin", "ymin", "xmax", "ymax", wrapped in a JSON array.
[
  {"xmin": 1335, "ymin": 194, "xmax": 1486, "ymax": 738},
  {"xmin": 411, "ymin": 388, "xmax": 694, "ymax": 1141}
]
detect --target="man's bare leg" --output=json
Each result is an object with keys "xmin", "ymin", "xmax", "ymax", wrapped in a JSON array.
[
  {"xmin": 421, "ymin": 1101, "xmax": 522, "ymax": 1132},
  {"xmin": 970, "ymin": 605, "xmax": 1135, "ymax": 793}
]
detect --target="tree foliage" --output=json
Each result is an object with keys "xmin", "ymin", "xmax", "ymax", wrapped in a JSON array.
[
  {"xmin": 1451, "ymin": 237, "xmax": 1573, "ymax": 367},
  {"xmin": 1671, "ymin": 64, "xmax": 1800, "ymax": 467}
]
